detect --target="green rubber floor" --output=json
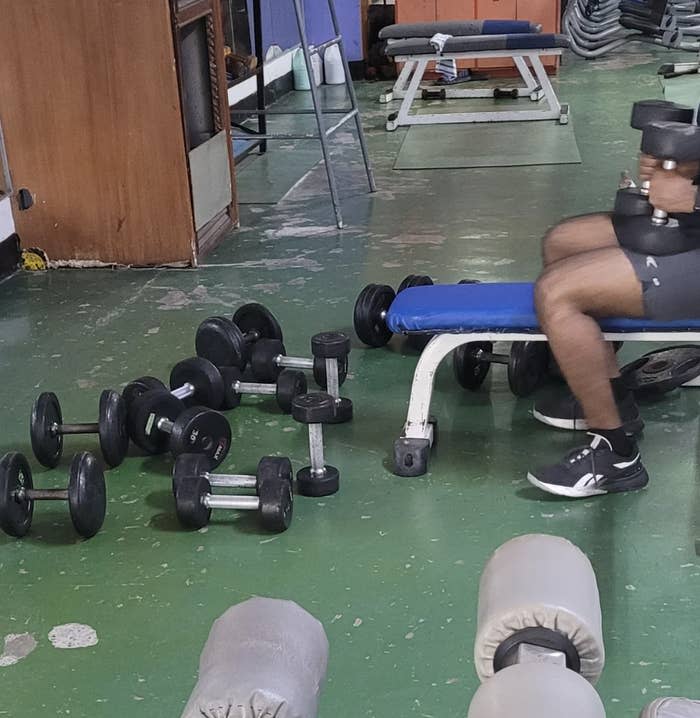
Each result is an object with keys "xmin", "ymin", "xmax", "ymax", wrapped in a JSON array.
[{"xmin": 1, "ymin": 48, "xmax": 699, "ymax": 717}]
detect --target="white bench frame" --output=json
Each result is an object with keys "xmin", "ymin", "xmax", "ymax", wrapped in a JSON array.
[
  {"xmin": 396, "ymin": 331, "xmax": 700, "ymax": 472},
  {"xmin": 381, "ymin": 48, "xmax": 569, "ymax": 130}
]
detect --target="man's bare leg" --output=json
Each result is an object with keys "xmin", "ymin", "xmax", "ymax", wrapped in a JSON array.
[{"xmin": 527, "ymin": 247, "xmax": 649, "ymax": 498}]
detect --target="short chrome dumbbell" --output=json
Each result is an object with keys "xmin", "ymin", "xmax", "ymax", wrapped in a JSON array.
[
  {"xmin": 219, "ymin": 367, "xmax": 307, "ymax": 413},
  {"xmin": 292, "ymin": 393, "xmax": 339, "ymax": 497}
]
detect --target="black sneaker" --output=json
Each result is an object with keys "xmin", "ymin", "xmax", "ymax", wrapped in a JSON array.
[
  {"xmin": 533, "ymin": 390, "xmax": 644, "ymax": 435},
  {"xmin": 527, "ymin": 433, "xmax": 649, "ymax": 498}
]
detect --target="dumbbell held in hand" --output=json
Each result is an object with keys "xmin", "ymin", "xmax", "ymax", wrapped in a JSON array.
[
  {"xmin": 641, "ymin": 120, "xmax": 700, "ymax": 225},
  {"xmin": 0, "ymin": 451, "xmax": 106, "ymax": 538},
  {"xmin": 196, "ymin": 303, "xmax": 283, "ymax": 370},
  {"xmin": 30, "ymin": 390, "xmax": 129, "ymax": 468},
  {"xmin": 175, "ymin": 456, "xmax": 293, "ymax": 532},
  {"xmin": 129, "ymin": 390, "xmax": 231, "ymax": 466}
]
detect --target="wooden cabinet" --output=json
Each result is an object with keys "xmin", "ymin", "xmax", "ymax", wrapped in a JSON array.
[
  {"xmin": 0, "ymin": 0, "xmax": 237, "ymax": 266},
  {"xmin": 397, "ymin": 0, "xmax": 561, "ymax": 73}
]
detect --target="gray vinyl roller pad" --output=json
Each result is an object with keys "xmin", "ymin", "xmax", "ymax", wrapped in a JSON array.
[
  {"xmin": 641, "ymin": 699, "xmax": 700, "ymax": 718},
  {"xmin": 180, "ymin": 597, "xmax": 329, "ymax": 718},
  {"xmin": 467, "ymin": 663, "xmax": 606, "ymax": 718},
  {"xmin": 474, "ymin": 534, "xmax": 605, "ymax": 684}
]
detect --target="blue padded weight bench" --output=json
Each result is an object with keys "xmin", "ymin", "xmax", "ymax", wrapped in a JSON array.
[
  {"xmin": 379, "ymin": 20, "xmax": 571, "ymax": 129},
  {"xmin": 389, "ymin": 282, "xmax": 700, "ymax": 476}
]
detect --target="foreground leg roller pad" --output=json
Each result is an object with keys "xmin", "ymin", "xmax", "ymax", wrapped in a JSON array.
[
  {"xmin": 641, "ymin": 698, "xmax": 700, "ymax": 718},
  {"xmin": 181, "ymin": 597, "xmax": 328, "ymax": 718},
  {"xmin": 475, "ymin": 534, "xmax": 605, "ymax": 684},
  {"xmin": 30, "ymin": 390, "xmax": 129, "ymax": 468},
  {"xmin": 467, "ymin": 663, "xmax": 606, "ymax": 718}
]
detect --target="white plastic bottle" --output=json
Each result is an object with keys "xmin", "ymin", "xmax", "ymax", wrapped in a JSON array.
[
  {"xmin": 324, "ymin": 44, "xmax": 345, "ymax": 84},
  {"xmin": 310, "ymin": 48, "xmax": 324, "ymax": 87},
  {"xmin": 293, "ymin": 48, "xmax": 311, "ymax": 90}
]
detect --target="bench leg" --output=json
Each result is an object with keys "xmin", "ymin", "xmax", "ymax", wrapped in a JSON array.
[{"xmin": 394, "ymin": 334, "xmax": 470, "ymax": 477}]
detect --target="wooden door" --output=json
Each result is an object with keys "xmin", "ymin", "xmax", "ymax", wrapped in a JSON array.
[
  {"xmin": 437, "ymin": 0, "xmax": 476, "ymax": 20},
  {"xmin": 518, "ymin": 0, "xmax": 561, "ymax": 70},
  {"xmin": 0, "ymin": 0, "xmax": 196, "ymax": 265}
]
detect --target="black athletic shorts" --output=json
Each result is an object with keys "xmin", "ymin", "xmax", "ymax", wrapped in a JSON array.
[{"xmin": 620, "ymin": 214, "xmax": 700, "ymax": 320}]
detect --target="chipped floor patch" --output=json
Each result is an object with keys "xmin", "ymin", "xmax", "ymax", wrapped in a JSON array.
[
  {"xmin": 48, "ymin": 623, "xmax": 98, "ymax": 649},
  {"xmin": 0, "ymin": 633, "xmax": 37, "ymax": 667}
]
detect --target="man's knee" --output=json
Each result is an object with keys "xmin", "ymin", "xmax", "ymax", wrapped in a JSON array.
[
  {"xmin": 535, "ymin": 269, "xmax": 570, "ymax": 320},
  {"xmin": 542, "ymin": 222, "xmax": 572, "ymax": 266},
  {"xmin": 542, "ymin": 214, "xmax": 615, "ymax": 266}
]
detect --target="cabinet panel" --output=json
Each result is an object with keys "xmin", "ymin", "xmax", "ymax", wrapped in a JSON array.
[
  {"xmin": 397, "ymin": 0, "xmax": 437, "ymax": 23},
  {"xmin": 0, "ymin": 0, "xmax": 196, "ymax": 265},
  {"xmin": 436, "ymin": 0, "xmax": 476, "ymax": 19},
  {"xmin": 476, "ymin": 0, "xmax": 517, "ymax": 69}
]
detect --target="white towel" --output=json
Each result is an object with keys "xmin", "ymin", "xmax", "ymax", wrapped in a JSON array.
[{"xmin": 429, "ymin": 32, "xmax": 452, "ymax": 53}]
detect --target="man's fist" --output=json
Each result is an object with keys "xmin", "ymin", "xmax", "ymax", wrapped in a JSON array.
[
  {"xmin": 639, "ymin": 153, "xmax": 700, "ymax": 182},
  {"xmin": 648, "ymin": 169, "xmax": 697, "ymax": 214}
]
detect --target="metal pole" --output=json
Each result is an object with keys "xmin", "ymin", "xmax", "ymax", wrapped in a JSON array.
[
  {"xmin": 252, "ymin": 0, "xmax": 267, "ymax": 154},
  {"xmin": 325, "ymin": 0, "xmax": 377, "ymax": 192},
  {"xmin": 292, "ymin": 0, "xmax": 345, "ymax": 228}
]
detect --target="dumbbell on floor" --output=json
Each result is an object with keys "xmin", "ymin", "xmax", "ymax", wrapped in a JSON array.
[
  {"xmin": 292, "ymin": 393, "xmax": 339, "ymax": 497},
  {"xmin": 219, "ymin": 367, "xmax": 306, "ymax": 413},
  {"xmin": 122, "ymin": 358, "xmax": 225, "ymax": 441},
  {"xmin": 174, "ymin": 456, "xmax": 293, "ymax": 532},
  {"xmin": 615, "ymin": 100, "xmax": 693, "ymax": 218},
  {"xmin": 196, "ymin": 303, "xmax": 283, "ymax": 370},
  {"xmin": 30, "ymin": 390, "xmax": 129, "ymax": 468},
  {"xmin": 0, "ymin": 451, "xmax": 106, "ymax": 538},
  {"xmin": 467, "ymin": 534, "xmax": 605, "ymax": 718},
  {"xmin": 453, "ymin": 340, "xmax": 550, "ymax": 397},
  {"xmin": 129, "ymin": 390, "xmax": 231, "ymax": 466},
  {"xmin": 251, "ymin": 332, "xmax": 352, "ymax": 423}
]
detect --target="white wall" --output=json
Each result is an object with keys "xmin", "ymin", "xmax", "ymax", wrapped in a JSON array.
[{"xmin": 0, "ymin": 196, "xmax": 14, "ymax": 241}]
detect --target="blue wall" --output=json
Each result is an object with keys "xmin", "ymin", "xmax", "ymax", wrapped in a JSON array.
[{"xmin": 247, "ymin": 0, "xmax": 362, "ymax": 61}]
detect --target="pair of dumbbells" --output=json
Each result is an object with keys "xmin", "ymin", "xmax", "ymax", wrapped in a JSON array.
[
  {"xmin": 198, "ymin": 314, "xmax": 352, "ymax": 424},
  {"xmin": 172, "ymin": 454, "xmax": 293, "ymax": 533},
  {"xmin": 124, "ymin": 357, "xmax": 306, "ymax": 417},
  {"xmin": 0, "ymin": 451, "xmax": 106, "ymax": 539},
  {"xmin": 615, "ymin": 99, "xmax": 694, "ymax": 218},
  {"xmin": 249, "ymin": 332, "xmax": 353, "ymax": 423},
  {"xmin": 30, "ymin": 390, "xmax": 129, "ymax": 468},
  {"xmin": 615, "ymin": 117, "xmax": 700, "ymax": 255}
]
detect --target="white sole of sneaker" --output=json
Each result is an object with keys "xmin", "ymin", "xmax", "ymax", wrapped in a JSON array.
[
  {"xmin": 526, "ymin": 472, "xmax": 606, "ymax": 498},
  {"xmin": 532, "ymin": 409, "xmax": 587, "ymax": 431}
]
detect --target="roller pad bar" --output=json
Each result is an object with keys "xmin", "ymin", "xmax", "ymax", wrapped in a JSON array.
[
  {"xmin": 180, "ymin": 597, "xmax": 329, "ymax": 718},
  {"xmin": 467, "ymin": 664, "xmax": 606, "ymax": 718},
  {"xmin": 641, "ymin": 698, "xmax": 700, "ymax": 718}
]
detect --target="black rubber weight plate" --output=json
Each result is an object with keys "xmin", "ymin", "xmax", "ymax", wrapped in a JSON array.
[
  {"xmin": 0, "ymin": 452, "xmax": 33, "ymax": 537},
  {"xmin": 353, "ymin": 284, "xmax": 396, "ymax": 347},
  {"xmin": 169, "ymin": 357, "xmax": 224, "ymax": 409},
  {"xmin": 68, "ymin": 452, "xmax": 106, "ymax": 538},
  {"xmin": 30, "ymin": 392, "xmax": 63, "ymax": 468},
  {"xmin": 122, "ymin": 376, "xmax": 167, "ymax": 414},
  {"xmin": 169, "ymin": 407, "xmax": 231, "ymax": 468},
  {"xmin": 176, "ymin": 476, "xmax": 211, "ymax": 529},
  {"xmin": 621, "ymin": 344, "xmax": 700, "ymax": 394},
  {"xmin": 172, "ymin": 453, "xmax": 213, "ymax": 496},
  {"xmin": 233, "ymin": 303, "xmax": 284, "ymax": 343},
  {"xmin": 453, "ymin": 342, "xmax": 493, "ymax": 391},
  {"xmin": 196, "ymin": 316, "xmax": 247, "ymax": 370},
  {"xmin": 130, "ymin": 391, "xmax": 185, "ymax": 455},
  {"xmin": 98, "ymin": 390, "xmax": 129, "ymax": 467},
  {"xmin": 397, "ymin": 274, "xmax": 434, "ymax": 293},
  {"xmin": 508, "ymin": 341, "xmax": 549, "ymax": 397}
]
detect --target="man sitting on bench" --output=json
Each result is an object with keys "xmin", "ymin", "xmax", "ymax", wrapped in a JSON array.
[{"xmin": 527, "ymin": 152, "xmax": 700, "ymax": 498}]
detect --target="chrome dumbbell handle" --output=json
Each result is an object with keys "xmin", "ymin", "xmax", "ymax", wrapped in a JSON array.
[{"xmin": 652, "ymin": 158, "xmax": 678, "ymax": 225}]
